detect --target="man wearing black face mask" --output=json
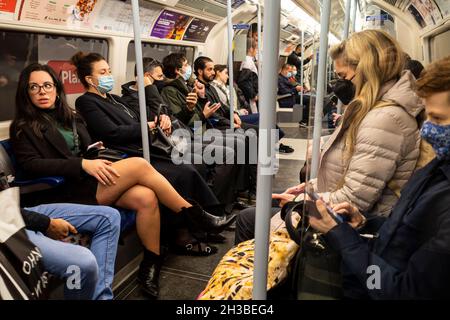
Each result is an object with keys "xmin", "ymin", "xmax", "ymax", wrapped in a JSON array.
[{"xmin": 121, "ymin": 58, "xmax": 171, "ymax": 121}]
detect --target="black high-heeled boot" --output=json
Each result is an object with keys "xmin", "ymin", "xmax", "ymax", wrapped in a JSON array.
[
  {"xmin": 137, "ymin": 249, "xmax": 162, "ymax": 299},
  {"xmin": 181, "ymin": 202, "xmax": 237, "ymax": 234}
]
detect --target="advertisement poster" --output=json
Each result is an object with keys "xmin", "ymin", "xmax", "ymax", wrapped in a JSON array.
[
  {"xmin": 410, "ymin": 0, "xmax": 442, "ymax": 25},
  {"xmin": 434, "ymin": 0, "xmax": 450, "ymax": 18},
  {"xmin": 47, "ymin": 60, "xmax": 84, "ymax": 95},
  {"xmin": 151, "ymin": 10, "xmax": 192, "ymax": 40},
  {"xmin": 0, "ymin": 0, "xmax": 18, "ymax": 20},
  {"xmin": 407, "ymin": 4, "xmax": 427, "ymax": 28},
  {"xmin": 18, "ymin": 0, "xmax": 99, "ymax": 28},
  {"xmin": 93, "ymin": 0, "xmax": 161, "ymax": 35},
  {"xmin": 182, "ymin": 18, "xmax": 215, "ymax": 42}
]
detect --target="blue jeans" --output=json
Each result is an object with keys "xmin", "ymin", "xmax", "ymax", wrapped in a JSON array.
[
  {"xmin": 24, "ymin": 204, "xmax": 121, "ymax": 300},
  {"xmin": 239, "ymin": 113, "xmax": 285, "ymax": 139}
]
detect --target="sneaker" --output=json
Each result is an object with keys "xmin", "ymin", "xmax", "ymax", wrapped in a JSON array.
[
  {"xmin": 299, "ymin": 120, "xmax": 308, "ymax": 128},
  {"xmin": 279, "ymin": 143, "xmax": 295, "ymax": 154}
]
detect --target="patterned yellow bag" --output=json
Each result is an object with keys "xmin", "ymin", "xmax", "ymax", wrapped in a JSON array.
[{"xmin": 198, "ymin": 210, "xmax": 301, "ymax": 300}]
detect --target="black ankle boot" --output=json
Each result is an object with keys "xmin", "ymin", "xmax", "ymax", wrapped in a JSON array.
[
  {"xmin": 181, "ymin": 202, "xmax": 237, "ymax": 234},
  {"xmin": 137, "ymin": 250, "xmax": 162, "ymax": 299}
]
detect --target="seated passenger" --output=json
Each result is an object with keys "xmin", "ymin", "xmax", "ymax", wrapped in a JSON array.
[
  {"xmin": 10, "ymin": 63, "xmax": 234, "ymax": 298},
  {"xmin": 71, "ymin": 52, "xmax": 222, "ymax": 217},
  {"xmin": 122, "ymin": 58, "xmax": 246, "ymax": 211},
  {"xmin": 210, "ymin": 65, "xmax": 250, "ymax": 117},
  {"xmin": 235, "ymin": 29, "xmax": 423, "ymax": 242},
  {"xmin": 211, "ymin": 64, "xmax": 293, "ymax": 153},
  {"xmin": 161, "ymin": 53, "xmax": 258, "ymax": 204},
  {"xmin": 194, "ymin": 56, "xmax": 258, "ymax": 132},
  {"xmin": 309, "ymin": 55, "xmax": 450, "ymax": 299},
  {"xmin": 277, "ymin": 63, "xmax": 302, "ymax": 109},
  {"xmin": 21, "ymin": 203, "xmax": 120, "ymax": 300}
]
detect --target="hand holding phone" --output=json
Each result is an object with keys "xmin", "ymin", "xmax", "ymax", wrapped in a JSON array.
[{"xmin": 305, "ymin": 186, "xmax": 343, "ymax": 224}]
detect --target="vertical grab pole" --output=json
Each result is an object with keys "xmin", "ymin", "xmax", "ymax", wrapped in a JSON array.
[
  {"xmin": 300, "ymin": 29, "xmax": 305, "ymax": 107},
  {"xmin": 227, "ymin": 0, "xmax": 235, "ymax": 129},
  {"xmin": 131, "ymin": 0, "xmax": 150, "ymax": 162},
  {"xmin": 337, "ymin": 0, "xmax": 353, "ymax": 115},
  {"xmin": 351, "ymin": 0, "xmax": 357, "ymax": 33},
  {"xmin": 257, "ymin": 2, "xmax": 262, "ymax": 100},
  {"xmin": 343, "ymin": 0, "xmax": 351, "ymax": 39},
  {"xmin": 310, "ymin": 0, "xmax": 331, "ymax": 179},
  {"xmin": 252, "ymin": 0, "xmax": 281, "ymax": 300}
]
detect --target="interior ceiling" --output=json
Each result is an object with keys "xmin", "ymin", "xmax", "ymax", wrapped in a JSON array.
[{"xmin": 293, "ymin": 0, "xmax": 346, "ymax": 38}]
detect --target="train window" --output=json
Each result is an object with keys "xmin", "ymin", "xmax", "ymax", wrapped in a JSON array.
[
  {"xmin": 430, "ymin": 28, "xmax": 450, "ymax": 61},
  {"xmin": 126, "ymin": 42, "xmax": 195, "ymax": 81},
  {"xmin": 0, "ymin": 30, "xmax": 108, "ymax": 122}
]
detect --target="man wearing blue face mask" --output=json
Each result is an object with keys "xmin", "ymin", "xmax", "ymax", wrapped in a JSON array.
[
  {"xmin": 308, "ymin": 56, "xmax": 450, "ymax": 299},
  {"xmin": 277, "ymin": 64, "xmax": 303, "ymax": 109}
]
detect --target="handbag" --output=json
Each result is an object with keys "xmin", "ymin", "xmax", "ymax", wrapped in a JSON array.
[
  {"xmin": 71, "ymin": 119, "xmax": 125, "ymax": 162},
  {"xmin": 150, "ymin": 104, "xmax": 188, "ymax": 156},
  {"xmin": 0, "ymin": 188, "xmax": 50, "ymax": 300},
  {"xmin": 280, "ymin": 201, "xmax": 344, "ymax": 300},
  {"xmin": 82, "ymin": 147, "xmax": 125, "ymax": 162},
  {"xmin": 198, "ymin": 203, "xmax": 304, "ymax": 300}
]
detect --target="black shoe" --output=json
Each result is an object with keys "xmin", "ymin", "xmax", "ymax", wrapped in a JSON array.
[
  {"xmin": 137, "ymin": 250, "xmax": 162, "ymax": 299},
  {"xmin": 279, "ymin": 143, "xmax": 295, "ymax": 154},
  {"xmin": 299, "ymin": 120, "xmax": 308, "ymax": 128},
  {"xmin": 237, "ymin": 191, "xmax": 256, "ymax": 205},
  {"xmin": 181, "ymin": 202, "xmax": 237, "ymax": 234},
  {"xmin": 233, "ymin": 200, "xmax": 251, "ymax": 211}
]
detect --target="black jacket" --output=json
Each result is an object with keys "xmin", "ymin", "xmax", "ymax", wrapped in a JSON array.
[
  {"xmin": 21, "ymin": 209, "xmax": 50, "ymax": 234},
  {"xmin": 121, "ymin": 81, "xmax": 167, "ymax": 120},
  {"xmin": 287, "ymin": 51, "xmax": 311, "ymax": 71},
  {"xmin": 236, "ymin": 69, "xmax": 258, "ymax": 102},
  {"xmin": 325, "ymin": 158, "xmax": 450, "ymax": 299},
  {"xmin": 9, "ymin": 117, "xmax": 98, "ymax": 204},
  {"xmin": 121, "ymin": 81, "xmax": 194, "ymax": 136},
  {"xmin": 75, "ymin": 92, "xmax": 143, "ymax": 156},
  {"xmin": 277, "ymin": 74, "xmax": 297, "ymax": 108},
  {"xmin": 161, "ymin": 77, "xmax": 210, "ymax": 130}
]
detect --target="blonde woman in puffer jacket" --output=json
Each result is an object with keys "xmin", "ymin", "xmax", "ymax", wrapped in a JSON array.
[{"xmin": 273, "ymin": 30, "xmax": 423, "ymax": 217}]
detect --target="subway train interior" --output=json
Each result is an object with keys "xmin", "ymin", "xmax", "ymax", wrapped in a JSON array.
[{"xmin": 0, "ymin": 0, "xmax": 449, "ymax": 303}]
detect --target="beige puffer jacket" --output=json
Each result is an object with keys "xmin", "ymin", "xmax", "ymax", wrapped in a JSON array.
[{"xmin": 311, "ymin": 71, "xmax": 423, "ymax": 216}]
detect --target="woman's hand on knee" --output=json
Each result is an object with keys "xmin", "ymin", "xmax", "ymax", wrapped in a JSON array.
[{"xmin": 82, "ymin": 159, "xmax": 121, "ymax": 186}]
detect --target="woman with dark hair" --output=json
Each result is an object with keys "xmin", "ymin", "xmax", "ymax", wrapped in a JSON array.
[
  {"xmin": 10, "ymin": 63, "xmax": 234, "ymax": 299},
  {"xmin": 71, "ymin": 51, "xmax": 233, "ymax": 249}
]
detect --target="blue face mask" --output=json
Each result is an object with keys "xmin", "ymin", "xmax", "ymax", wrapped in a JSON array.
[
  {"xmin": 182, "ymin": 65, "xmax": 192, "ymax": 81},
  {"xmin": 420, "ymin": 121, "xmax": 450, "ymax": 160},
  {"xmin": 95, "ymin": 75, "xmax": 114, "ymax": 94},
  {"xmin": 286, "ymin": 72, "xmax": 292, "ymax": 78}
]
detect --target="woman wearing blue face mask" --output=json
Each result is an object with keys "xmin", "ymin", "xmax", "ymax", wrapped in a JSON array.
[{"xmin": 307, "ymin": 56, "xmax": 450, "ymax": 299}]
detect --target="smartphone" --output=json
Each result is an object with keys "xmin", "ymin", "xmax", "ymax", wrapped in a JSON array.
[
  {"xmin": 87, "ymin": 141, "xmax": 103, "ymax": 150},
  {"xmin": 305, "ymin": 189, "xmax": 344, "ymax": 224}
]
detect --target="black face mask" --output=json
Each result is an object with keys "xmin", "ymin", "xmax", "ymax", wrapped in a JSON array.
[
  {"xmin": 153, "ymin": 80, "xmax": 166, "ymax": 92},
  {"xmin": 333, "ymin": 78, "xmax": 355, "ymax": 105}
]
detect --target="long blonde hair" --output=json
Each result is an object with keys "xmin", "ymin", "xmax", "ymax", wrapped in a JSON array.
[{"xmin": 331, "ymin": 29, "xmax": 405, "ymax": 165}]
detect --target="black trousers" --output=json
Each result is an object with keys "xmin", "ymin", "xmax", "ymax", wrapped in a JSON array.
[{"xmin": 234, "ymin": 207, "xmax": 279, "ymax": 245}]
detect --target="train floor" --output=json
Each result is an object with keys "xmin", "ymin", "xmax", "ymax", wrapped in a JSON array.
[{"xmin": 115, "ymin": 123, "xmax": 332, "ymax": 300}]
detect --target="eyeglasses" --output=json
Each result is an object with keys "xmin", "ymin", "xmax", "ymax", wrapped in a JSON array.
[{"xmin": 28, "ymin": 82, "xmax": 55, "ymax": 94}]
